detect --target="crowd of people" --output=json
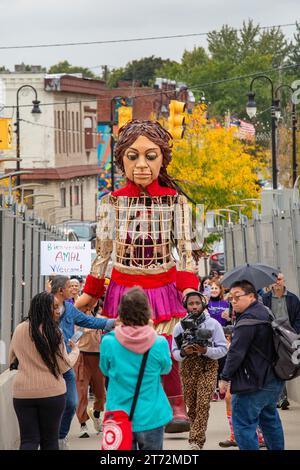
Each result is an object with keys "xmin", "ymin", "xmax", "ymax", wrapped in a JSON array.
[
  {"xmin": 8, "ymin": 268, "xmax": 300, "ymax": 451},
  {"xmin": 6, "ymin": 117, "xmax": 300, "ymax": 453}
]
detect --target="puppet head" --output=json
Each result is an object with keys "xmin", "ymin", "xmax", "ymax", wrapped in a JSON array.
[{"xmin": 114, "ymin": 120, "xmax": 174, "ymax": 188}]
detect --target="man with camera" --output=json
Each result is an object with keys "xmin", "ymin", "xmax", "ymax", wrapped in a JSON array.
[{"xmin": 172, "ymin": 291, "xmax": 227, "ymax": 450}]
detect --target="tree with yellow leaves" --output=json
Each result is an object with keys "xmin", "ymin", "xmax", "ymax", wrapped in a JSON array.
[{"xmin": 168, "ymin": 105, "xmax": 265, "ymax": 212}]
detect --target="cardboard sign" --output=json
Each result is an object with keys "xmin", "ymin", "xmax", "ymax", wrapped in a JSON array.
[{"xmin": 40, "ymin": 241, "xmax": 91, "ymax": 275}]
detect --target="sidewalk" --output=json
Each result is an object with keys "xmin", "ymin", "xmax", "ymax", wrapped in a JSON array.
[{"xmin": 68, "ymin": 400, "xmax": 300, "ymax": 450}]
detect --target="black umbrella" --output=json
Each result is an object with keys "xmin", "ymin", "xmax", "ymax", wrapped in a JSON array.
[{"xmin": 221, "ymin": 263, "xmax": 279, "ymax": 291}]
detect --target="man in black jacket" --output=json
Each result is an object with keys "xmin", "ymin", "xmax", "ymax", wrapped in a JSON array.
[
  {"xmin": 262, "ymin": 273, "xmax": 300, "ymax": 334},
  {"xmin": 262, "ymin": 272, "xmax": 300, "ymax": 410},
  {"xmin": 219, "ymin": 280, "xmax": 284, "ymax": 450}
]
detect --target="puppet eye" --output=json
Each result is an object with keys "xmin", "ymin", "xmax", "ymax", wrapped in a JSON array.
[
  {"xmin": 146, "ymin": 153, "xmax": 159, "ymax": 160},
  {"xmin": 126, "ymin": 153, "xmax": 138, "ymax": 161}
]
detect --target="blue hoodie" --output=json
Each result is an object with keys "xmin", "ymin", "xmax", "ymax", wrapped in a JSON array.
[{"xmin": 59, "ymin": 301, "xmax": 115, "ymax": 352}]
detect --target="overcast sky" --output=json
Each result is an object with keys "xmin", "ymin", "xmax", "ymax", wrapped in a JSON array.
[{"xmin": 0, "ymin": 0, "xmax": 299, "ymax": 73}]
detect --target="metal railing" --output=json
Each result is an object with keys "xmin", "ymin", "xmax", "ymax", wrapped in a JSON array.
[{"xmin": 0, "ymin": 196, "xmax": 66, "ymax": 370}]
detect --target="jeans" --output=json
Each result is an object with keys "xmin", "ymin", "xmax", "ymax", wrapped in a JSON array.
[
  {"xmin": 132, "ymin": 426, "xmax": 164, "ymax": 450},
  {"xmin": 59, "ymin": 368, "xmax": 78, "ymax": 439},
  {"xmin": 232, "ymin": 377, "xmax": 285, "ymax": 450},
  {"xmin": 13, "ymin": 394, "xmax": 66, "ymax": 450}
]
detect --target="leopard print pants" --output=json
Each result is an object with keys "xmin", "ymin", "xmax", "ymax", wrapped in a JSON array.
[{"xmin": 180, "ymin": 355, "xmax": 218, "ymax": 449}]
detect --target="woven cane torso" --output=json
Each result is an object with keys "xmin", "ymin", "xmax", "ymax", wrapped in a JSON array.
[{"xmin": 91, "ymin": 192, "xmax": 194, "ymax": 278}]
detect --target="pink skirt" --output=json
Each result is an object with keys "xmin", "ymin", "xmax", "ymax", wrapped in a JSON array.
[{"xmin": 103, "ymin": 280, "xmax": 186, "ymax": 324}]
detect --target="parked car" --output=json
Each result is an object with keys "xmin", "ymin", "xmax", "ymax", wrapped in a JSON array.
[
  {"xmin": 56, "ymin": 226, "xmax": 79, "ymax": 242},
  {"xmin": 209, "ymin": 252, "xmax": 225, "ymax": 275},
  {"xmin": 58, "ymin": 220, "xmax": 97, "ymax": 248}
]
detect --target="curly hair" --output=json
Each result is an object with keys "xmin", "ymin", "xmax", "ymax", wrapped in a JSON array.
[
  {"xmin": 114, "ymin": 119, "xmax": 178, "ymax": 190},
  {"xmin": 118, "ymin": 286, "xmax": 152, "ymax": 326}
]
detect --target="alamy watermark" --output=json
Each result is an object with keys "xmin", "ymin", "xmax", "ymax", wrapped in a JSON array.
[
  {"xmin": 292, "ymin": 80, "xmax": 300, "ymax": 105},
  {"xmin": 0, "ymin": 340, "xmax": 6, "ymax": 365},
  {"xmin": 292, "ymin": 339, "xmax": 300, "ymax": 365}
]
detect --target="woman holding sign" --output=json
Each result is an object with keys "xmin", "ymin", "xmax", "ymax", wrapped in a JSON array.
[{"xmin": 78, "ymin": 120, "xmax": 200, "ymax": 432}]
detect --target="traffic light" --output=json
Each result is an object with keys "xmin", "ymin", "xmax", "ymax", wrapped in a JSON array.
[
  {"xmin": 168, "ymin": 100, "xmax": 186, "ymax": 139},
  {"xmin": 0, "ymin": 117, "xmax": 13, "ymax": 149},
  {"xmin": 118, "ymin": 106, "xmax": 133, "ymax": 129}
]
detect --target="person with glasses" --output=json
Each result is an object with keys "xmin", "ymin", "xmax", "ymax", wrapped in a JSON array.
[
  {"xmin": 219, "ymin": 280, "xmax": 285, "ymax": 450},
  {"xmin": 262, "ymin": 272, "xmax": 300, "ymax": 410}
]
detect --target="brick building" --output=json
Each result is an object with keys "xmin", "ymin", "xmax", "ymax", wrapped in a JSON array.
[
  {"xmin": 97, "ymin": 78, "xmax": 193, "ymax": 122},
  {"xmin": 1, "ymin": 71, "xmax": 107, "ymax": 224}
]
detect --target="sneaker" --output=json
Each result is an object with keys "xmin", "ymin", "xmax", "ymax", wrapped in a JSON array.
[
  {"xmin": 280, "ymin": 399, "xmax": 290, "ymax": 410},
  {"xmin": 87, "ymin": 407, "xmax": 102, "ymax": 433},
  {"xmin": 212, "ymin": 391, "xmax": 219, "ymax": 402},
  {"xmin": 219, "ymin": 439, "xmax": 238, "ymax": 448},
  {"xmin": 259, "ymin": 440, "xmax": 266, "ymax": 448},
  {"xmin": 189, "ymin": 442, "xmax": 201, "ymax": 450},
  {"xmin": 79, "ymin": 424, "xmax": 90, "ymax": 438},
  {"xmin": 58, "ymin": 437, "xmax": 70, "ymax": 450}
]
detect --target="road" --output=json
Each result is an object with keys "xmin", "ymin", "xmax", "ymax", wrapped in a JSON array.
[{"xmin": 68, "ymin": 399, "xmax": 300, "ymax": 450}]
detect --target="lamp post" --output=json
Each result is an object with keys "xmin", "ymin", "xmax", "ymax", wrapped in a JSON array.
[
  {"xmin": 216, "ymin": 208, "xmax": 238, "ymax": 225},
  {"xmin": 246, "ymin": 75, "xmax": 280, "ymax": 190},
  {"xmin": 227, "ymin": 204, "xmax": 247, "ymax": 223},
  {"xmin": 15, "ymin": 85, "xmax": 41, "ymax": 186},
  {"xmin": 274, "ymin": 84, "xmax": 298, "ymax": 185},
  {"xmin": 0, "ymin": 170, "xmax": 33, "ymax": 206},
  {"xmin": 23, "ymin": 193, "xmax": 54, "ymax": 218},
  {"xmin": 11, "ymin": 183, "xmax": 43, "ymax": 204}
]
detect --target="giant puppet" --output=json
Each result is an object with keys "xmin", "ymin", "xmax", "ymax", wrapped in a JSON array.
[{"xmin": 81, "ymin": 120, "xmax": 199, "ymax": 432}]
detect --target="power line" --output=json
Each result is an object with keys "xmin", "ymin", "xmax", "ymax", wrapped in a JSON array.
[
  {"xmin": 190, "ymin": 63, "xmax": 300, "ymax": 89},
  {"xmin": 2, "ymin": 63, "xmax": 299, "ymax": 111},
  {"xmin": 0, "ymin": 22, "xmax": 297, "ymax": 50}
]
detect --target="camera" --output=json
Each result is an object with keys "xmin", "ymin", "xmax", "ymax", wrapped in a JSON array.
[{"xmin": 175, "ymin": 314, "xmax": 213, "ymax": 352}]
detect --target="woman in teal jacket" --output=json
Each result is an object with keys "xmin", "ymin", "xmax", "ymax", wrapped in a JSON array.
[{"xmin": 100, "ymin": 287, "xmax": 173, "ymax": 450}]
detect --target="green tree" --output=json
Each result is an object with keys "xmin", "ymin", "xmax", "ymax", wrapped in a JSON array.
[
  {"xmin": 107, "ymin": 56, "xmax": 177, "ymax": 87},
  {"xmin": 48, "ymin": 60, "xmax": 96, "ymax": 79},
  {"xmin": 168, "ymin": 105, "xmax": 265, "ymax": 210},
  {"xmin": 289, "ymin": 21, "xmax": 300, "ymax": 65}
]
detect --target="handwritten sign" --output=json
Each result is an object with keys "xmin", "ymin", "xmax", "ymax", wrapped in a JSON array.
[{"xmin": 40, "ymin": 241, "xmax": 91, "ymax": 275}]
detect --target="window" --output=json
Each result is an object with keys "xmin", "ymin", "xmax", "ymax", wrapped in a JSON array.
[
  {"xmin": 54, "ymin": 111, "xmax": 57, "ymax": 154},
  {"xmin": 68, "ymin": 111, "xmax": 71, "ymax": 152},
  {"xmin": 60, "ymin": 188, "xmax": 66, "ymax": 208},
  {"xmin": 58, "ymin": 111, "xmax": 61, "ymax": 154},
  {"xmin": 84, "ymin": 116, "xmax": 93, "ymax": 150},
  {"xmin": 62, "ymin": 111, "xmax": 66, "ymax": 153},
  {"xmin": 76, "ymin": 112, "xmax": 80, "ymax": 152},
  {"xmin": 72, "ymin": 112, "xmax": 75, "ymax": 153},
  {"xmin": 74, "ymin": 186, "xmax": 80, "ymax": 206}
]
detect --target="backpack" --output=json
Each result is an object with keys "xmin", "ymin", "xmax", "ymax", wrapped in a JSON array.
[{"xmin": 235, "ymin": 316, "xmax": 300, "ymax": 381}]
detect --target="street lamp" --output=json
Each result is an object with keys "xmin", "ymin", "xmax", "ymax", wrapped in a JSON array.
[
  {"xmin": 15, "ymin": 85, "xmax": 42, "ymax": 186},
  {"xmin": 0, "ymin": 170, "xmax": 33, "ymax": 206},
  {"xmin": 274, "ymin": 84, "xmax": 298, "ymax": 185},
  {"xmin": 216, "ymin": 208, "xmax": 238, "ymax": 225},
  {"xmin": 11, "ymin": 183, "xmax": 43, "ymax": 204},
  {"xmin": 246, "ymin": 75, "xmax": 278, "ymax": 189},
  {"xmin": 226, "ymin": 204, "xmax": 247, "ymax": 223}
]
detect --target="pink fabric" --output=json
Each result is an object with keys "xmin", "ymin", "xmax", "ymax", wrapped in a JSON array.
[
  {"xmin": 115, "ymin": 325, "xmax": 157, "ymax": 354},
  {"xmin": 102, "ymin": 280, "xmax": 186, "ymax": 324}
]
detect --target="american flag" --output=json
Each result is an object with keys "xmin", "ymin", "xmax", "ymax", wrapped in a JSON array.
[{"xmin": 230, "ymin": 119, "xmax": 255, "ymax": 141}]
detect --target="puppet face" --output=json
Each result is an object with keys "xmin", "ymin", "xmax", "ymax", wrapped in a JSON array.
[{"xmin": 122, "ymin": 135, "xmax": 163, "ymax": 187}]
